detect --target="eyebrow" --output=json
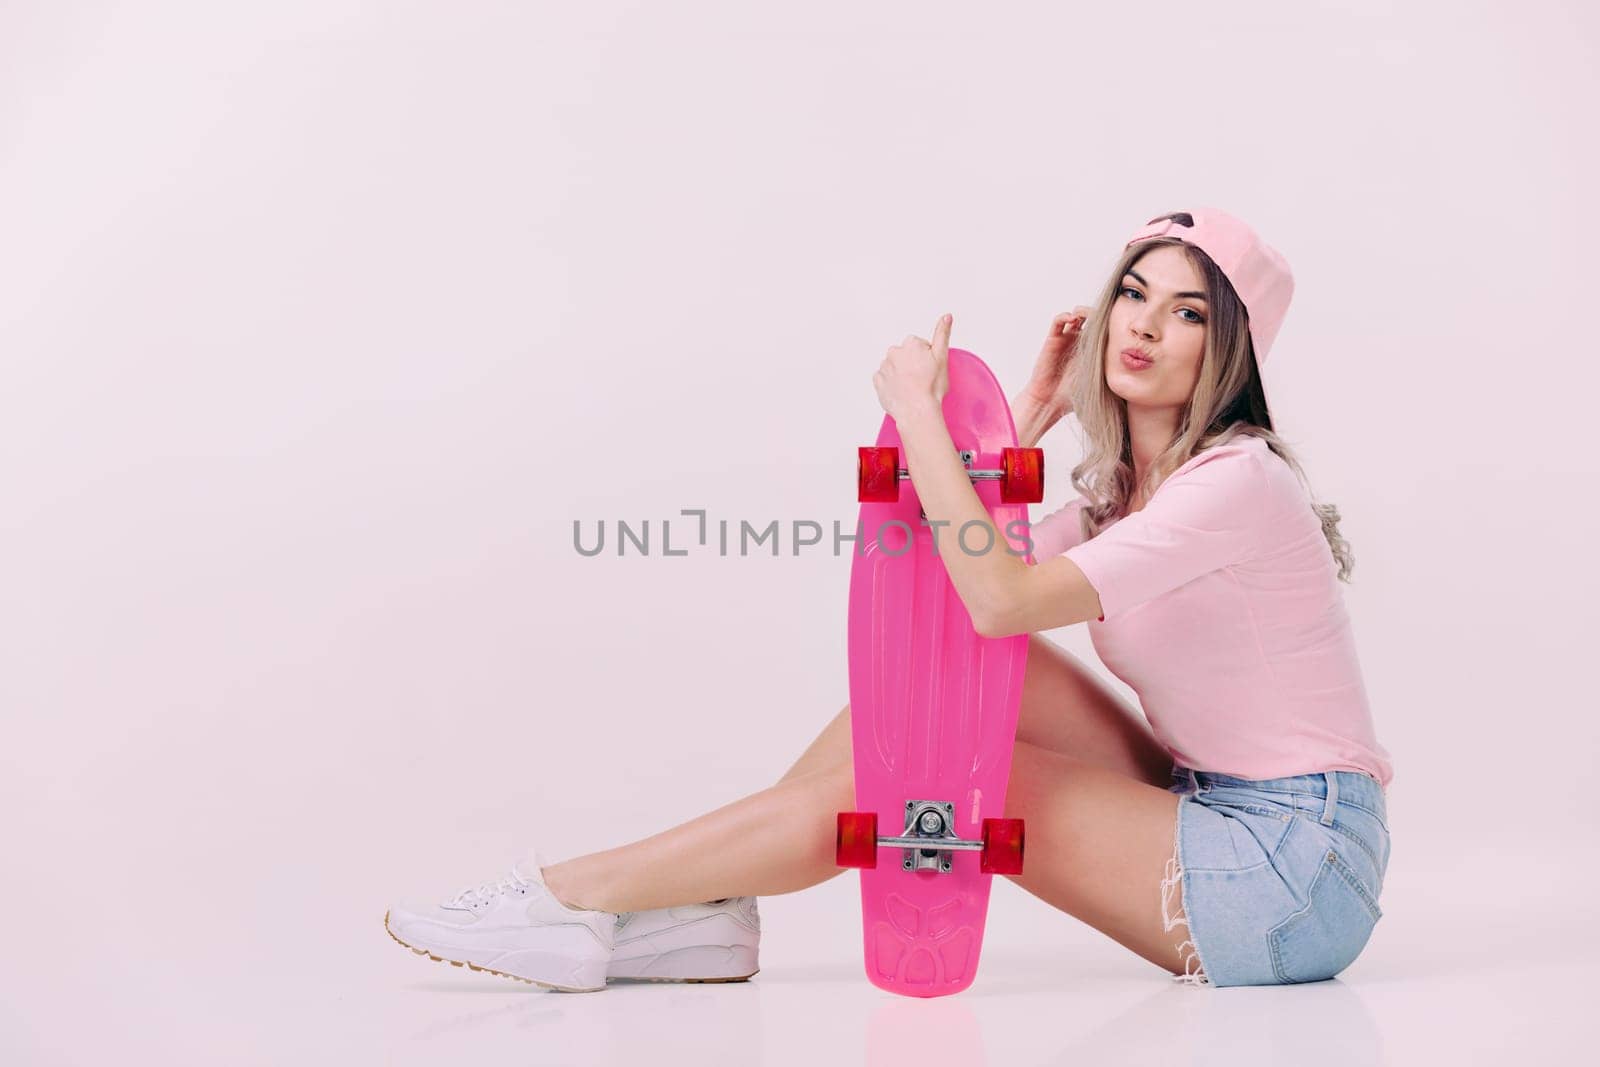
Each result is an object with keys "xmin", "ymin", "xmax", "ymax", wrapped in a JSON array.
[{"xmin": 1125, "ymin": 269, "xmax": 1207, "ymax": 301}]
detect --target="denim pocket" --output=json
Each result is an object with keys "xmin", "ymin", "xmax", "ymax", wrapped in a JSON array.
[
  {"xmin": 1291, "ymin": 803, "xmax": 1389, "ymax": 893},
  {"xmin": 1267, "ymin": 846, "xmax": 1383, "ymax": 984}
]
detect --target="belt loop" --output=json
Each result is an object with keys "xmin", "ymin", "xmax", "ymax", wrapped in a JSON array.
[
  {"xmin": 1320, "ymin": 771, "xmax": 1338, "ymax": 826},
  {"xmin": 1187, "ymin": 767, "xmax": 1201, "ymax": 794}
]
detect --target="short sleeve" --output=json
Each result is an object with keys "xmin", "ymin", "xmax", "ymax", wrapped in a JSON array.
[
  {"xmin": 1027, "ymin": 495, "xmax": 1089, "ymax": 562},
  {"xmin": 1062, "ymin": 445, "xmax": 1267, "ymax": 620}
]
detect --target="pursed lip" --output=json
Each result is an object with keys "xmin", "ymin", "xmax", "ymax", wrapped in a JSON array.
[{"xmin": 1120, "ymin": 347, "xmax": 1153, "ymax": 363}]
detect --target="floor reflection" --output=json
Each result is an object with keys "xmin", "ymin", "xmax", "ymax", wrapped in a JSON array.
[
  {"xmin": 865, "ymin": 994, "xmax": 986, "ymax": 1067},
  {"xmin": 1044, "ymin": 978, "xmax": 1382, "ymax": 1065}
]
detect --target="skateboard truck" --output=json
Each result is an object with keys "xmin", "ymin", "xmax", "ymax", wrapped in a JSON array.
[
  {"xmin": 857, "ymin": 445, "xmax": 1044, "ymax": 505},
  {"xmin": 886, "ymin": 800, "xmax": 972, "ymax": 873},
  {"xmin": 836, "ymin": 804, "xmax": 1025, "ymax": 876}
]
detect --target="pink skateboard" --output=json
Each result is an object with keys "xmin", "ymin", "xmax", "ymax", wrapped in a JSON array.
[{"xmin": 836, "ymin": 347, "xmax": 1042, "ymax": 997}]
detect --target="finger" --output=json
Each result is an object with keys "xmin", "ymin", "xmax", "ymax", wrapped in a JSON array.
[{"xmin": 932, "ymin": 313, "xmax": 951, "ymax": 355}]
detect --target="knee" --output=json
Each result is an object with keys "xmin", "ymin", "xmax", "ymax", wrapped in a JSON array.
[{"xmin": 815, "ymin": 756, "xmax": 854, "ymax": 807}]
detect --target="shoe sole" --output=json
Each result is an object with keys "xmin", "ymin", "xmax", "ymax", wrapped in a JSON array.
[
  {"xmin": 607, "ymin": 971, "xmax": 759, "ymax": 985},
  {"xmin": 384, "ymin": 911, "xmax": 606, "ymax": 993},
  {"xmin": 608, "ymin": 943, "xmax": 760, "ymax": 984}
]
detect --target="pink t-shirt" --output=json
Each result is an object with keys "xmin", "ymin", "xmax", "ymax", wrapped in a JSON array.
[{"xmin": 1028, "ymin": 434, "xmax": 1393, "ymax": 787}]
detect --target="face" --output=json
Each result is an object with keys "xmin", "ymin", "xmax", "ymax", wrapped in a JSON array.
[{"xmin": 1103, "ymin": 244, "xmax": 1210, "ymax": 409}]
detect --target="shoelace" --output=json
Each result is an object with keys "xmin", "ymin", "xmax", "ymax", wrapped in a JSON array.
[{"xmin": 444, "ymin": 867, "xmax": 531, "ymax": 910}]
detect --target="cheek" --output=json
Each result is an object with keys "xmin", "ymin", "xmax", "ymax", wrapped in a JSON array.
[
  {"xmin": 1105, "ymin": 302, "xmax": 1127, "ymax": 334},
  {"xmin": 1167, "ymin": 335, "xmax": 1207, "ymax": 387},
  {"xmin": 1101, "ymin": 306, "xmax": 1127, "ymax": 358}
]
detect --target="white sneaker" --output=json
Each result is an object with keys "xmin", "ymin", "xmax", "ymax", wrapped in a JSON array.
[
  {"xmin": 608, "ymin": 896, "xmax": 761, "ymax": 983},
  {"xmin": 384, "ymin": 851, "xmax": 616, "ymax": 992}
]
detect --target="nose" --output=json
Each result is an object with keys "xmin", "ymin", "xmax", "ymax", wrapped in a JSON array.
[{"xmin": 1129, "ymin": 309, "xmax": 1156, "ymax": 340}]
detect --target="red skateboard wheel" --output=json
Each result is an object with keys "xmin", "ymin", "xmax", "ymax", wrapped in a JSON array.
[
  {"xmin": 999, "ymin": 447, "xmax": 1044, "ymax": 504},
  {"xmin": 979, "ymin": 817, "xmax": 1025, "ymax": 875},
  {"xmin": 836, "ymin": 811, "xmax": 879, "ymax": 869},
  {"xmin": 858, "ymin": 447, "xmax": 900, "ymax": 503}
]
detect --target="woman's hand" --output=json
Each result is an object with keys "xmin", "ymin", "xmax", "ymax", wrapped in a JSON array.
[
  {"xmin": 873, "ymin": 313, "xmax": 952, "ymax": 420},
  {"xmin": 1019, "ymin": 306, "xmax": 1092, "ymax": 415}
]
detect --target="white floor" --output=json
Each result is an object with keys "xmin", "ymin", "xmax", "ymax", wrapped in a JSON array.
[{"xmin": 10, "ymin": 835, "xmax": 1586, "ymax": 1066}]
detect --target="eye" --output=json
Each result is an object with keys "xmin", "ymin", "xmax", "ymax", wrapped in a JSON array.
[{"xmin": 1178, "ymin": 308, "xmax": 1205, "ymax": 324}]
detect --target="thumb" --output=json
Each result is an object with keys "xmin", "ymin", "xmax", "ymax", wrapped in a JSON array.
[{"xmin": 933, "ymin": 313, "xmax": 952, "ymax": 356}]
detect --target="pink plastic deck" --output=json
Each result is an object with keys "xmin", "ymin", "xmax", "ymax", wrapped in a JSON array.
[{"xmin": 845, "ymin": 347, "xmax": 1032, "ymax": 997}]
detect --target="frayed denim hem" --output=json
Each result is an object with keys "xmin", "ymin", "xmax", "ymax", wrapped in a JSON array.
[{"xmin": 1160, "ymin": 796, "xmax": 1211, "ymax": 988}]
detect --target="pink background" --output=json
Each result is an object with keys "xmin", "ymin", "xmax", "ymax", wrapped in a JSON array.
[{"xmin": 3, "ymin": 1, "xmax": 1594, "ymax": 1063}]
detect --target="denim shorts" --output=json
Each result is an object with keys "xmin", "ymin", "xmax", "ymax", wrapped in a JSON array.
[{"xmin": 1160, "ymin": 762, "xmax": 1391, "ymax": 988}]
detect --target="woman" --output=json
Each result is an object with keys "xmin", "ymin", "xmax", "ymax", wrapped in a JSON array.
[{"xmin": 385, "ymin": 207, "xmax": 1394, "ymax": 991}]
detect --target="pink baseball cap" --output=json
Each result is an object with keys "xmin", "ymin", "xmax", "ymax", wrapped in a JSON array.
[{"xmin": 1125, "ymin": 207, "xmax": 1295, "ymax": 365}]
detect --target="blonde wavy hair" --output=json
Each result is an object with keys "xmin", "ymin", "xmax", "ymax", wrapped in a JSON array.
[{"xmin": 1065, "ymin": 212, "xmax": 1355, "ymax": 581}]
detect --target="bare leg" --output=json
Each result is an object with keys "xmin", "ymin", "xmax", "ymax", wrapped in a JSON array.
[
  {"xmin": 777, "ymin": 632, "xmax": 1170, "ymax": 786},
  {"xmin": 1001, "ymin": 742, "xmax": 1193, "ymax": 977},
  {"xmin": 543, "ymin": 632, "xmax": 1176, "ymax": 929},
  {"xmin": 543, "ymin": 761, "xmax": 852, "ymax": 914},
  {"xmin": 777, "ymin": 703, "xmax": 851, "ymax": 783},
  {"xmin": 540, "ymin": 699, "xmax": 861, "ymax": 913},
  {"xmin": 544, "ymin": 737, "xmax": 1193, "ymax": 978}
]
